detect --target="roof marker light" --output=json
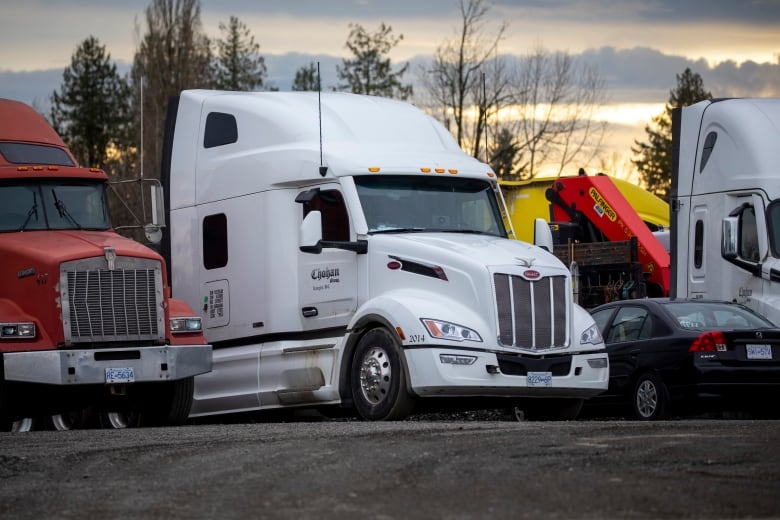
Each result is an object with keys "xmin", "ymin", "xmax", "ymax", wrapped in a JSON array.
[
  {"xmin": 47, "ymin": 165, "xmax": 58, "ymax": 171},
  {"xmin": 17, "ymin": 166, "xmax": 28, "ymax": 171},
  {"xmin": 420, "ymin": 167, "xmax": 431, "ymax": 173},
  {"xmin": 368, "ymin": 167, "xmax": 380, "ymax": 173},
  {"xmin": 448, "ymin": 169, "xmax": 458, "ymax": 174},
  {"xmin": 435, "ymin": 168, "xmax": 445, "ymax": 173},
  {"xmin": 33, "ymin": 166, "xmax": 43, "ymax": 171}
]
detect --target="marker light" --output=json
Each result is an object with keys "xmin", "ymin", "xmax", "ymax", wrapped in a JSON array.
[
  {"xmin": 368, "ymin": 167, "xmax": 380, "ymax": 172},
  {"xmin": 421, "ymin": 319, "xmax": 482, "ymax": 342},
  {"xmin": 170, "ymin": 317, "xmax": 203, "ymax": 334},
  {"xmin": 439, "ymin": 353, "xmax": 477, "ymax": 365},
  {"xmin": 0, "ymin": 322, "xmax": 36, "ymax": 339},
  {"xmin": 420, "ymin": 167, "xmax": 431, "ymax": 173},
  {"xmin": 435, "ymin": 168, "xmax": 445, "ymax": 173},
  {"xmin": 448, "ymin": 169, "xmax": 458, "ymax": 174}
]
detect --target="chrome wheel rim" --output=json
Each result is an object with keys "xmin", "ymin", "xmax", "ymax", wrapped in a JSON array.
[
  {"xmin": 636, "ymin": 380, "xmax": 658, "ymax": 418},
  {"xmin": 359, "ymin": 346, "xmax": 391, "ymax": 405},
  {"xmin": 11, "ymin": 418, "xmax": 33, "ymax": 432}
]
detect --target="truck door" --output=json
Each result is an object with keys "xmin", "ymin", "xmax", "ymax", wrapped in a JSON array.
[{"xmin": 296, "ymin": 185, "xmax": 359, "ymax": 331}]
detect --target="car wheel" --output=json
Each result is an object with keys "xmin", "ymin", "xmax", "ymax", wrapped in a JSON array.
[
  {"xmin": 523, "ymin": 398, "xmax": 584, "ymax": 421},
  {"xmin": 351, "ymin": 327, "xmax": 414, "ymax": 421},
  {"xmin": 632, "ymin": 372, "xmax": 669, "ymax": 421},
  {"xmin": 9, "ymin": 418, "xmax": 34, "ymax": 432}
]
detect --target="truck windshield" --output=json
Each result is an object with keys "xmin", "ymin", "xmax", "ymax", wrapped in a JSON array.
[
  {"xmin": 0, "ymin": 180, "xmax": 111, "ymax": 232},
  {"xmin": 354, "ymin": 175, "xmax": 507, "ymax": 237}
]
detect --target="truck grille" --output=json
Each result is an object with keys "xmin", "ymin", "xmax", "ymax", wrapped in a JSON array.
[
  {"xmin": 61, "ymin": 256, "xmax": 165, "ymax": 344},
  {"xmin": 494, "ymin": 273, "xmax": 568, "ymax": 350}
]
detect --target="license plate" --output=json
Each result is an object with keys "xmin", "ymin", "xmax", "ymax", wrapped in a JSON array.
[
  {"xmin": 527, "ymin": 371, "xmax": 553, "ymax": 387},
  {"xmin": 105, "ymin": 367, "xmax": 135, "ymax": 383},
  {"xmin": 747, "ymin": 344, "xmax": 773, "ymax": 360}
]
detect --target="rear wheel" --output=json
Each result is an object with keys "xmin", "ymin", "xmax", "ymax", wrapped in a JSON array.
[
  {"xmin": 351, "ymin": 328, "xmax": 414, "ymax": 421},
  {"xmin": 632, "ymin": 372, "xmax": 669, "ymax": 420}
]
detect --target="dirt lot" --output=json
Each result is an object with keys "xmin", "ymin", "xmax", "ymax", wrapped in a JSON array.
[{"xmin": 2, "ymin": 418, "xmax": 779, "ymax": 519}]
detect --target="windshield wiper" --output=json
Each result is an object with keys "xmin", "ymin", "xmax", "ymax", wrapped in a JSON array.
[
  {"xmin": 370, "ymin": 227, "xmax": 427, "ymax": 234},
  {"xmin": 51, "ymin": 189, "xmax": 83, "ymax": 229},
  {"xmin": 16, "ymin": 192, "xmax": 39, "ymax": 231}
]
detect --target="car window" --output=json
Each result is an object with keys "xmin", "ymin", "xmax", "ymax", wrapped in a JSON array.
[
  {"xmin": 664, "ymin": 301, "xmax": 775, "ymax": 330},
  {"xmin": 605, "ymin": 306, "xmax": 649, "ymax": 343},
  {"xmin": 590, "ymin": 308, "xmax": 615, "ymax": 335}
]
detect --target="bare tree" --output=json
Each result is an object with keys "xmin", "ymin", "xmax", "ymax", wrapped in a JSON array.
[
  {"xmin": 511, "ymin": 45, "xmax": 608, "ymax": 178},
  {"xmin": 131, "ymin": 0, "xmax": 213, "ymax": 180},
  {"xmin": 421, "ymin": 0, "xmax": 510, "ymax": 159}
]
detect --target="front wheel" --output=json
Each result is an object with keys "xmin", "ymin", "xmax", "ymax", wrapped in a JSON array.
[
  {"xmin": 632, "ymin": 372, "xmax": 670, "ymax": 421},
  {"xmin": 351, "ymin": 328, "xmax": 414, "ymax": 421}
]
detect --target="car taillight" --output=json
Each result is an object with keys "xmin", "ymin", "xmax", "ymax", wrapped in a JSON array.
[{"xmin": 689, "ymin": 331, "xmax": 727, "ymax": 352}]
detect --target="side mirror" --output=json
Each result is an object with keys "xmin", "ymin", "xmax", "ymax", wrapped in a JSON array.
[
  {"xmin": 722, "ymin": 216, "xmax": 738, "ymax": 260},
  {"xmin": 300, "ymin": 211, "xmax": 323, "ymax": 253},
  {"xmin": 534, "ymin": 218, "xmax": 553, "ymax": 252},
  {"xmin": 144, "ymin": 184, "xmax": 166, "ymax": 244}
]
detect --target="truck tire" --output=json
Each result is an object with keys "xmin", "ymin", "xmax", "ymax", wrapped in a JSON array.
[
  {"xmin": 351, "ymin": 327, "xmax": 414, "ymax": 421},
  {"xmin": 141, "ymin": 376, "xmax": 195, "ymax": 427},
  {"xmin": 522, "ymin": 398, "xmax": 584, "ymax": 421}
]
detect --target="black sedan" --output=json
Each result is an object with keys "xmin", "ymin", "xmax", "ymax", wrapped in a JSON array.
[{"xmin": 585, "ymin": 298, "xmax": 780, "ymax": 420}]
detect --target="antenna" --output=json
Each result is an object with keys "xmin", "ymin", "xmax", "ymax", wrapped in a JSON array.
[
  {"xmin": 482, "ymin": 72, "xmax": 489, "ymax": 165},
  {"xmin": 318, "ymin": 62, "xmax": 327, "ymax": 177},
  {"xmin": 140, "ymin": 77, "xmax": 144, "ymax": 179}
]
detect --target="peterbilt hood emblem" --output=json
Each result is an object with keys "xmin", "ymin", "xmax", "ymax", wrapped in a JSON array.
[
  {"xmin": 104, "ymin": 247, "xmax": 117, "ymax": 271},
  {"xmin": 515, "ymin": 257, "xmax": 535, "ymax": 267},
  {"xmin": 523, "ymin": 269, "xmax": 541, "ymax": 280}
]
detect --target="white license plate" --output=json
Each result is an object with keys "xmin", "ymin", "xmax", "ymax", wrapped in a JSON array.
[
  {"xmin": 105, "ymin": 367, "xmax": 135, "ymax": 383},
  {"xmin": 747, "ymin": 344, "xmax": 773, "ymax": 360},
  {"xmin": 527, "ymin": 371, "xmax": 553, "ymax": 387}
]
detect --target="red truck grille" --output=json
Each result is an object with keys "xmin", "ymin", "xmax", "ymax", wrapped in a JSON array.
[
  {"xmin": 60, "ymin": 257, "xmax": 165, "ymax": 344},
  {"xmin": 493, "ymin": 273, "xmax": 568, "ymax": 350}
]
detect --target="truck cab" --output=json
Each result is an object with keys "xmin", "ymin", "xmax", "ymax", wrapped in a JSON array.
[
  {"xmin": 672, "ymin": 98, "xmax": 780, "ymax": 324},
  {"xmin": 0, "ymin": 98, "xmax": 212, "ymax": 430},
  {"xmin": 163, "ymin": 90, "xmax": 608, "ymax": 421}
]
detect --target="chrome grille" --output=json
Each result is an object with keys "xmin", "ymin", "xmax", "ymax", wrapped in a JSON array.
[
  {"xmin": 494, "ymin": 273, "xmax": 568, "ymax": 350},
  {"xmin": 61, "ymin": 256, "xmax": 165, "ymax": 343}
]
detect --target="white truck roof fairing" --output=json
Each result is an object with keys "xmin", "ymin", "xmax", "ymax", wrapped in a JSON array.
[
  {"xmin": 169, "ymin": 90, "xmax": 495, "ymax": 210},
  {"xmin": 676, "ymin": 98, "xmax": 780, "ymax": 199}
]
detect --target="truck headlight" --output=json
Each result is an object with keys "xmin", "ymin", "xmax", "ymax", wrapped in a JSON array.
[
  {"xmin": 0, "ymin": 322, "xmax": 36, "ymax": 339},
  {"xmin": 580, "ymin": 323, "xmax": 603, "ymax": 345},
  {"xmin": 421, "ymin": 319, "xmax": 482, "ymax": 342},
  {"xmin": 170, "ymin": 317, "xmax": 203, "ymax": 334}
]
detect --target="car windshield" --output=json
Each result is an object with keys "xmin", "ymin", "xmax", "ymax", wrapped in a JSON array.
[
  {"xmin": 0, "ymin": 179, "xmax": 111, "ymax": 232},
  {"xmin": 664, "ymin": 301, "xmax": 775, "ymax": 330},
  {"xmin": 354, "ymin": 175, "xmax": 507, "ymax": 237}
]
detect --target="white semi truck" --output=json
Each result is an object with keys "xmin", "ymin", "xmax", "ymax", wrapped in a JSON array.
[
  {"xmin": 160, "ymin": 90, "xmax": 608, "ymax": 421},
  {"xmin": 672, "ymin": 98, "xmax": 780, "ymax": 323}
]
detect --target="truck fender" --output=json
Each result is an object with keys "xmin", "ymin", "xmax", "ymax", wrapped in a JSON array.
[
  {"xmin": 0, "ymin": 298, "xmax": 55, "ymax": 350},
  {"xmin": 337, "ymin": 292, "xmax": 491, "ymax": 404}
]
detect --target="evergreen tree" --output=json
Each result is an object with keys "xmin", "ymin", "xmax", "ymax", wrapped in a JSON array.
[
  {"xmin": 632, "ymin": 68, "xmax": 712, "ymax": 201},
  {"xmin": 213, "ymin": 15, "xmax": 266, "ymax": 91},
  {"xmin": 292, "ymin": 62, "xmax": 319, "ymax": 91},
  {"xmin": 490, "ymin": 127, "xmax": 525, "ymax": 181},
  {"xmin": 50, "ymin": 36, "xmax": 131, "ymax": 169},
  {"xmin": 336, "ymin": 23, "xmax": 412, "ymax": 100}
]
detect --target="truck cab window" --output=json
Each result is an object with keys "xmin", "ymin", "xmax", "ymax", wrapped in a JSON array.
[
  {"xmin": 738, "ymin": 205, "xmax": 759, "ymax": 262},
  {"xmin": 302, "ymin": 190, "xmax": 349, "ymax": 241},
  {"xmin": 767, "ymin": 200, "xmax": 780, "ymax": 258},
  {"xmin": 203, "ymin": 213, "xmax": 228, "ymax": 269}
]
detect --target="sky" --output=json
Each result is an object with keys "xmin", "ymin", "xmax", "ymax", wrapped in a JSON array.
[{"xmin": 2, "ymin": 0, "xmax": 780, "ymax": 178}]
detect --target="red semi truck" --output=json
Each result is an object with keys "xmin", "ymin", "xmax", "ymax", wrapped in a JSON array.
[{"xmin": 0, "ymin": 98, "xmax": 212, "ymax": 431}]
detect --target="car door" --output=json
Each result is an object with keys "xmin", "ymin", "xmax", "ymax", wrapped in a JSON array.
[{"xmin": 601, "ymin": 305, "xmax": 653, "ymax": 396}]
